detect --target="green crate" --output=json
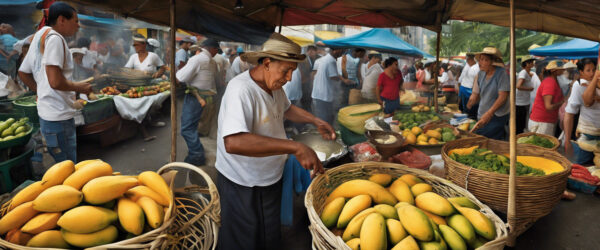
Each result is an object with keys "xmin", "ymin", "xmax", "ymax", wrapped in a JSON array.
[
  {"xmin": 0, "ymin": 140, "xmax": 34, "ymax": 193},
  {"xmin": 12, "ymin": 95, "xmax": 39, "ymax": 128},
  {"xmin": 82, "ymin": 97, "xmax": 116, "ymax": 124}
]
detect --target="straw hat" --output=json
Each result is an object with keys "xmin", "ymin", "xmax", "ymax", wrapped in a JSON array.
[
  {"xmin": 242, "ymin": 33, "xmax": 306, "ymax": 65},
  {"xmin": 189, "ymin": 45, "xmax": 201, "ymax": 53},
  {"xmin": 476, "ymin": 47, "xmax": 504, "ymax": 67},
  {"xmin": 520, "ymin": 55, "xmax": 535, "ymax": 67},
  {"xmin": 368, "ymin": 50, "xmax": 380, "ymax": 55},
  {"xmin": 132, "ymin": 34, "xmax": 146, "ymax": 43},
  {"xmin": 545, "ymin": 60, "xmax": 573, "ymax": 71}
]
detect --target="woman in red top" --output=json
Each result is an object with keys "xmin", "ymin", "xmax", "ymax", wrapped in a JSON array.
[
  {"xmin": 415, "ymin": 61, "xmax": 425, "ymax": 89},
  {"xmin": 376, "ymin": 57, "xmax": 404, "ymax": 114},
  {"xmin": 528, "ymin": 60, "xmax": 566, "ymax": 135}
]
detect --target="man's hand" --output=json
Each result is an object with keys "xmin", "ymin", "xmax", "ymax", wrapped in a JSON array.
[
  {"xmin": 343, "ymin": 78, "xmax": 356, "ymax": 86},
  {"xmin": 152, "ymin": 72, "xmax": 162, "ymax": 78},
  {"xmin": 314, "ymin": 118, "xmax": 336, "ymax": 141},
  {"xmin": 76, "ymin": 82, "xmax": 93, "ymax": 94},
  {"xmin": 564, "ymin": 141, "xmax": 573, "ymax": 156},
  {"xmin": 470, "ymin": 112, "xmax": 492, "ymax": 133},
  {"xmin": 294, "ymin": 142, "xmax": 325, "ymax": 178}
]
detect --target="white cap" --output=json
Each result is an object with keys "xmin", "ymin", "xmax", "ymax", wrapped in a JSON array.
[
  {"xmin": 147, "ymin": 38, "xmax": 160, "ymax": 48},
  {"xmin": 70, "ymin": 48, "xmax": 86, "ymax": 55}
]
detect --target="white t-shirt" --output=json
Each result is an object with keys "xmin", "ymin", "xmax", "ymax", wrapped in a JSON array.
[
  {"xmin": 361, "ymin": 63, "xmax": 384, "ymax": 100},
  {"xmin": 124, "ymin": 52, "xmax": 164, "ymax": 73},
  {"xmin": 516, "ymin": 69, "xmax": 533, "ymax": 106},
  {"xmin": 19, "ymin": 27, "xmax": 76, "ymax": 121},
  {"xmin": 311, "ymin": 54, "xmax": 339, "ymax": 102},
  {"xmin": 458, "ymin": 63, "xmax": 479, "ymax": 88},
  {"xmin": 215, "ymin": 71, "xmax": 291, "ymax": 187},
  {"xmin": 175, "ymin": 49, "xmax": 217, "ymax": 92},
  {"xmin": 565, "ymin": 79, "xmax": 600, "ymax": 128},
  {"xmin": 282, "ymin": 68, "xmax": 302, "ymax": 101},
  {"xmin": 82, "ymin": 48, "xmax": 97, "ymax": 69},
  {"xmin": 529, "ymin": 73, "xmax": 542, "ymax": 110},
  {"xmin": 230, "ymin": 56, "xmax": 249, "ymax": 76}
]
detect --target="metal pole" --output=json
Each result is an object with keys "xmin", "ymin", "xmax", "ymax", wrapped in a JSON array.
[
  {"xmin": 507, "ymin": 0, "xmax": 517, "ymax": 246},
  {"xmin": 434, "ymin": 30, "xmax": 441, "ymax": 111},
  {"xmin": 169, "ymin": 0, "xmax": 177, "ymax": 162}
]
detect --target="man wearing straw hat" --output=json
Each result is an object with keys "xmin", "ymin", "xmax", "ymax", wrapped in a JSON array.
[
  {"xmin": 215, "ymin": 33, "xmax": 336, "ymax": 250},
  {"xmin": 467, "ymin": 47, "xmax": 510, "ymax": 140}
]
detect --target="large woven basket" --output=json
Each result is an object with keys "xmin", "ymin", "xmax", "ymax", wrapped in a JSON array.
[
  {"xmin": 442, "ymin": 137, "xmax": 571, "ymax": 236},
  {"xmin": 516, "ymin": 132, "xmax": 560, "ymax": 151},
  {"xmin": 305, "ymin": 162, "xmax": 507, "ymax": 250},
  {"xmin": 0, "ymin": 162, "xmax": 219, "ymax": 250}
]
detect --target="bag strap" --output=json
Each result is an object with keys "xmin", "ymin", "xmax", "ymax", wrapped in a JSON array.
[{"xmin": 39, "ymin": 28, "xmax": 69, "ymax": 69}]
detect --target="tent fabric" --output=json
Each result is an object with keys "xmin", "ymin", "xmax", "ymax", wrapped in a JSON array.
[
  {"xmin": 529, "ymin": 39, "xmax": 599, "ymax": 59},
  {"xmin": 0, "ymin": 0, "xmax": 38, "ymax": 5},
  {"xmin": 322, "ymin": 28, "xmax": 428, "ymax": 57},
  {"xmin": 78, "ymin": 14, "xmax": 124, "ymax": 27}
]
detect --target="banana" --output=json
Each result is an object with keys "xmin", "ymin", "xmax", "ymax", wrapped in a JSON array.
[
  {"xmin": 125, "ymin": 185, "xmax": 170, "ymax": 206},
  {"xmin": 82, "ymin": 176, "xmax": 138, "ymax": 204},
  {"xmin": 137, "ymin": 196, "xmax": 164, "ymax": 229},
  {"xmin": 33, "ymin": 185, "xmax": 83, "ymax": 212},
  {"xmin": 325, "ymin": 180, "xmax": 397, "ymax": 206},
  {"xmin": 61, "ymin": 225, "xmax": 118, "ymax": 248},
  {"xmin": 57, "ymin": 206, "xmax": 118, "ymax": 234},
  {"xmin": 138, "ymin": 171, "xmax": 172, "ymax": 207},
  {"xmin": 320, "ymin": 197, "xmax": 345, "ymax": 228},
  {"xmin": 63, "ymin": 160, "xmax": 113, "ymax": 190},
  {"xmin": 388, "ymin": 179, "xmax": 414, "ymax": 205},
  {"xmin": 337, "ymin": 194, "xmax": 372, "ymax": 228},
  {"xmin": 41, "ymin": 160, "xmax": 75, "ymax": 186},
  {"xmin": 8, "ymin": 181, "xmax": 50, "ymax": 211},
  {"xmin": 21, "ymin": 212, "xmax": 61, "ymax": 234},
  {"xmin": 26, "ymin": 230, "xmax": 70, "ymax": 248},
  {"xmin": 118, "ymin": 198, "xmax": 145, "ymax": 235},
  {"xmin": 0, "ymin": 202, "xmax": 38, "ymax": 235}
]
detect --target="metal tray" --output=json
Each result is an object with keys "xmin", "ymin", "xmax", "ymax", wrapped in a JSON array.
[{"xmin": 291, "ymin": 131, "xmax": 348, "ymax": 166}]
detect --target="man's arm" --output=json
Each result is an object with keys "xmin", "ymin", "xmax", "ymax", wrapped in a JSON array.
[
  {"xmin": 152, "ymin": 66, "xmax": 166, "ymax": 78},
  {"xmin": 284, "ymin": 105, "xmax": 336, "ymax": 140},
  {"xmin": 341, "ymin": 55, "xmax": 348, "ymax": 79},
  {"xmin": 583, "ymin": 71, "xmax": 600, "ymax": 107},
  {"xmin": 470, "ymin": 91, "xmax": 508, "ymax": 132},
  {"xmin": 17, "ymin": 71, "xmax": 37, "ymax": 92},
  {"xmin": 45, "ymin": 65, "xmax": 92, "ymax": 93},
  {"xmin": 543, "ymin": 95, "xmax": 563, "ymax": 110},
  {"xmin": 564, "ymin": 112, "xmax": 575, "ymax": 154},
  {"xmin": 516, "ymin": 78, "xmax": 533, "ymax": 91}
]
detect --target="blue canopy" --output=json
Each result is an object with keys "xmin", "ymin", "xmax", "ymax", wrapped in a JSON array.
[
  {"xmin": 0, "ymin": 0, "xmax": 38, "ymax": 5},
  {"xmin": 529, "ymin": 38, "xmax": 599, "ymax": 59},
  {"xmin": 322, "ymin": 28, "xmax": 428, "ymax": 57},
  {"xmin": 78, "ymin": 14, "xmax": 124, "ymax": 28}
]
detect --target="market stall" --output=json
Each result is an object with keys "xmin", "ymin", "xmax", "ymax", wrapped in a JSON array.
[
  {"xmin": 529, "ymin": 38, "xmax": 599, "ymax": 59},
  {"xmin": 321, "ymin": 28, "xmax": 430, "ymax": 57}
]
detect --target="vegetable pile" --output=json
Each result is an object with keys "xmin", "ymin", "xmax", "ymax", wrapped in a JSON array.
[
  {"xmin": 517, "ymin": 135, "xmax": 555, "ymax": 148},
  {"xmin": 394, "ymin": 112, "xmax": 440, "ymax": 130},
  {"xmin": 449, "ymin": 148, "xmax": 545, "ymax": 176},
  {"xmin": 0, "ymin": 117, "xmax": 31, "ymax": 142},
  {"xmin": 13, "ymin": 96, "xmax": 37, "ymax": 107}
]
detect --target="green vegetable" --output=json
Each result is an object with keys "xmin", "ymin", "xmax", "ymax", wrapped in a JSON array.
[
  {"xmin": 1, "ymin": 135, "xmax": 16, "ymax": 141},
  {"xmin": 452, "ymin": 148, "xmax": 544, "ymax": 176},
  {"xmin": 442, "ymin": 132, "xmax": 455, "ymax": 142},
  {"xmin": 0, "ymin": 118, "xmax": 15, "ymax": 134},
  {"xmin": 517, "ymin": 135, "xmax": 554, "ymax": 148},
  {"xmin": 14, "ymin": 126, "xmax": 26, "ymax": 134}
]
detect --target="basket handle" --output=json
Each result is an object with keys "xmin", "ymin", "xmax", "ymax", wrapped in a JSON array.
[{"xmin": 157, "ymin": 162, "xmax": 221, "ymax": 231}]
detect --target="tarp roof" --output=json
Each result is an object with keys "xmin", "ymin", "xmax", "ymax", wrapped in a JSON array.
[
  {"xmin": 529, "ymin": 39, "xmax": 599, "ymax": 59},
  {"xmin": 66, "ymin": 0, "xmax": 600, "ymax": 44},
  {"xmin": 0, "ymin": 0, "xmax": 38, "ymax": 5},
  {"xmin": 322, "ymin": 28, "xmax": 429, "ymax": 57}
]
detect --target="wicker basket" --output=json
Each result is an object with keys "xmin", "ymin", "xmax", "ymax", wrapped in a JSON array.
[
  {"xmin": 0, "ymin": 162, "xmax": 219, "ymax": 250},
  {"xmin": 305, "ymin": 162, "xmax": 507, "ymax": 250},
  {"xmin": 516, "ymin": 132, "xmax": 560, "ymax": 151},
  {"xmin": 442, "ymin": 137, "xmax": 571, "ymax": 236}
]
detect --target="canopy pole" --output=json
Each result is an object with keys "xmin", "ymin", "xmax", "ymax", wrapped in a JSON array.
[
  {"xmin": 433, "ymin": 30, "xmax": 441, "ymax": 112},
  {"xmin": 169, "ymin": 0, "xmax": 177, "ymax": 162},
  {"xmin": 277, "ymin": 8, "xmax": 285, "ymax": 33},
  {"xmin": 507, "ymin": 0, "xmax": 517, "ymax": 246}
]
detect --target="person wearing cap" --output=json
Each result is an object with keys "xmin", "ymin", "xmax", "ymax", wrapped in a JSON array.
[
  {"xmin": 458, "ymin": 53, "xmax": 480, "ymax": 118},
  {"xmin": 528, "ymin": 60, "xmax": 567, "ymax": 136},
  {"xmin": 515, "ymin": 55, "xmax": 536, "ymax": 134},
  {"xmin": 176, "ymin": 36, "xmax": 194, "ymax": 69},
  {"xmin": 124, "ymin": 34, "xmax": 166, "ymax": 78},
  {"xmin": 71, "ymin": 48, "xmax": 94, "ymax": 82},
  {"xmin": 229, "ymin": 46, "xmax": 250, "ymax": 77},
  {"xmin": 216, "ymin": 33, "xmax": 335, "ymax": 250},
  {"xmin": 467, "ymin": 47, "xmax": 510, "ymax": 140},
  {"xmin": 361, "ymin": 50, "xmax": 383, "ymax": 103},
  {"xmin": 0, "ymin": 23, "xmax": 19, "ymax": 78},
  {"xmin": 175, "ymin": 38, "xmax": 220, "ymax": 166},
  {"xmin": 18, "ymin": 2, "xmax": 92, "ymax": 163}
]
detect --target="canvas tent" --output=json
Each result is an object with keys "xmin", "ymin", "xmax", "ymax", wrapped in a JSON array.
[
  {"xmin": 322, "ymin": 28, "xmax": 431, "ymax": 57},
  {"xmin": 529, "ymin": 38, "xmax": 599, "ymax": 59}
]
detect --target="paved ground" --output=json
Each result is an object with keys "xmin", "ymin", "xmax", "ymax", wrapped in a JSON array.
[{"xmin": 32, "ymin": 98, "xmax": 600, "ymax": 249}]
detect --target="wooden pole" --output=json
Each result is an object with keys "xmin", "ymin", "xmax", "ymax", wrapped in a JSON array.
[
  {"xmin": 507, "ymin": 0, "xmax": 517, "ymax": 246},
  {"xmin": 433, "ymin": 30, "xmax": 441, "ymax": 111},
  {"xmin": 278, "ymin": 8, "xmax": 285, "ymax": 33},
  {"xmin": 169, "ymin": 0, "xmax": 177, "ymax": 162}
]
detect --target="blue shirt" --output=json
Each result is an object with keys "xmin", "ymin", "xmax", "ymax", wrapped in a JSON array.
[
  {"xmin": 475, "ymin": 66, "xmax": 510, "ymax": 119},
  {"xmin": 175, "ymin": 48, "xmax": 189, "ymax": 67},
  {"xmin": 0, "ymin": 34, "xmax": 18, "ymax": 72},
  {"xmin": 311, "ymin": 54, "xmax": 339, "ymax": 102},
  {"xmin": 283, "ymin": 68, "xmax": 302, "ymax": 101}
]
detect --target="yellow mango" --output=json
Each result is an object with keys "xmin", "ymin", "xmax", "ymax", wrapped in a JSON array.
[
  {"xmin": 27, "ymin": 230, "xmax": 70, "ymax": 248},
  {"xmin": 325, "ymin": 180, "xmax": 397, "ymax": 206},
  {"xmin": 455, "ymin": 206, "xmax": 496, "ymax": 240},
  {"xmin": 373, "ymin": 204, "xmax": 398, "ymax": 220},
  {"xmin": 360, "ymin": 213, "xmax": 387, "ymax": 250},
  {"xmin": 399, "ymin": 174, "xmax": 424, "ymax": 187},
  {"xmin": 21, "ymin": 212, "xmax": 61, "ymax": 234},
  {"xmin": 447, "ymin": 214, "xmax": 476, "ymax": 244},
  {"xmin": 411, "ymin": 183, "xmax": 433, "ymax": 196},
  {"xmin": 415, "ymin": 192, "xmax": 456, "ymax": 216},
  {"xmin": 345, "ymin": 238, "xmax": 361, "ymax": 250},
  {"xmin": 425, "ymin": 130, "xmax": 442, "ymax": 140},
  {"xmin": 320, "ymin": 197, "xmax": 345, "ymax": 228},
  {"xmin": 342, "ymin": 208, "xmax": 376, "ymax": 241},
  {"xmin": 391, "ymin": 235, "xmax": 419, "ymax": 250},
  {"xmin": 0, "ymin": 202, "xmax": 38, "ymax": 235},
  {"xmin": 388, "ymin": 179, "xmax": 414, "ymax": 205},
  {"xmin": 386, "ymin": 219, "xmax": 407, "ymax": 245},
  {"xmin": 337, "ymin": 195, "xmax": 372, "ymax": 228},
  {"xmin": 439, "ymin": 224, "xmax": 467, "ymax": 250},
  {"xmin": 397, "ymin": 205, "xmax": 434, "ymax": 241},
  {"xmin": 61, "ymin": 225, "xmax": 118, "ymax": 248},
  {"xmin": 368, "ymin": 173, "xmax": 393, "ymax": 187}
]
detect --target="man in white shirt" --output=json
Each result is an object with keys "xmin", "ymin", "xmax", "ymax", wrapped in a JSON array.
[
  {"xmin": 176, "ymin": 38, "xmax": 219, "ymax": 166},
  {"xmin": 175, "ymin": 36, "xmax": 193, "ymax": 69},
  {"xmin": 18, "ymin": 2, "xmax": 92, "ymax": 163},
  {"xmin": 516, "ymin": 56, "xmax": 535, "ymax": 133},
  {"xmin": 311, "ymin": 48, "xmax": 350, "ymax": 125},
  {"xmin": 216, "ymin": 33, "xmax": 335, "ymax": 250},
  {"xmin": 124, "ymin": 34, "xmax": 166, "ymax": 78},
  {"xmin": 458, "ymin": 53, "xmax": 479, "ymax": 118}
]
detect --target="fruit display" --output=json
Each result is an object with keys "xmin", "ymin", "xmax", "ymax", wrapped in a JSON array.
[
  {"xmin": 0, "ymin": 159, "xmax": 173, "ymax": 248},
  {"xmin": 319, "ymin": 173, "xmax": 498, "ymax": 250},
  {"xmin": 448, "ymin": 146, "xmax": 565, "ymax": 176},
  {"xmin": 402, "ymin": 126, "xmax": 456, "ymax": 146},
  {"xmin": 338, "ymin": 103, "xmax": 382, "ymax": 134},
  {"xmin": 394, "ymin": 112, "xmax": 440, "ymax": 131},
  {"xmin": 457, "ymin": 122, "xmax": 476, "ymax": 132},
  {"xmin": 517, "ymin": 134, "xmax": 555, "ymax": 148},
  {"xmin": 120, "ymin": 82, "xmax": 170, "ymax": 99},
  {"xmin": 410, "ymin": 104, "xmax": 432, "ymax": 113},
  {"xmin": 100, "ymin": 86, "xmax": 121, "ymax": 95},
  {"xmin": 0, "ymin": 117, "xmax": 31, "ymax": 142}
]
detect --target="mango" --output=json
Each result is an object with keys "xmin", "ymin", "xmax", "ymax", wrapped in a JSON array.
[
  {"xmin": 426, "ymin": 130, "xmax": 442, "ymax": 140},
  {"xmin": 415, "ymin": 192, "xmax": 455, "ymax": 216},
  {"xmin": 394, "ymin": 202, "xmax": 412, "ymax": 209},
  {"xmin": 5, "ymin": 229, "xmax": 33, "ymax": 246},
  {"xmin": 439, "ymin": 225, "xmax": 467, "ymax": 250},
  {"xmin": 360, "ymin": 213, "xmax": 387, "ymax": 250},
  {"xmin": 447, "ymin": 197, "xmax": 480, "ymax": 210},
  {"xmin": 338, "ymin": 195, "xmax": 372, "ymax": 228},
  {"xmin": 386, "ymin": 219, "xmax": 407, "ymax": 245},
  {"xmin": 411, "ymin": 183, "xmax": 433, "ymax": 196},
  {"xmin": 58, "ymin": 206, "xmax": 118, "ymax": 234},
  {"xmin": 455, "ymin": 206, "xmax": 496, "ymax": 240},
  {"xmin": 61, "ymin": 225, "xmax": 118, "ymax": 248},
  {"xmin": 399, "ymin": 174, "xmax": 424, "ymax": 187},
  {"xmin": 26, "ymin": 230, "xmax": 70, "ymax": 248},
  {"xmin": 423, "ymin": 210, "xmax": 447, "ymax": 226},
  {"xmin": 388, "ymin": 179, "xmax": 414, "ymax": 205},
  {"xmin": 342, "ymin": 208, "xmax": 376, "ymax": 241},
  {"xmin": 373, "ymin": 204, "xmax": 398, "ymax": 220},
  {"xmin": 368, "ymin": 173, "xmax": 393, "ymax": 187},
  {"xmin": 397, "ymin": 205, "xmax": 434, "ymax": 241},
  {"xmin": 345, "ymin": 238, "xmax": 361, "ymax": 250},
  {"xmin": 391, "ymin": 235, "xmax": 419, "ymax": 250},
  {"xmin": 0, "ymin": 202, "xmax": 38, "ymax": 235},
  {"xmin": 447, "ymin": 214, "xmax": 476, "ymax": 244},
  {"xmin": 21, "ymin": 212, "xmax": 61, "ymax": 234},
  {"xmin": 411, "ymin": 127, "xmax": 422, "ymax": 135},
  {"xmin": 325, "ymin": 180, "xmax": 397, "ymax": 206},
  {"xmin": 320, "ymin": 197, "xmax": 345, "ymax": 228},
  {"xmin": 33, "ymin": 185, "xmax": 83, "ymax": 212},
  {"xmin": 468, "ymin": 236, "xmax": 489, "ymax": 249},
  {"xmin": 420, "ymin": 241, "xmax": 445, "ymax": 250}
]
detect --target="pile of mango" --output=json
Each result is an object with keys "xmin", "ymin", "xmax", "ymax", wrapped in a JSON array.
[
  {"xmin": 0, "ymin": 160, "xmax": 172, "ymax": 248},
  {"xmin": 402, "ymin": 127, "xmax": 456, "ymax": 146},
  {"xmin": 0, "ymin": 117, "xmax": 30, "ymax": 142},
  {"xmin": 320, "ymin": 173, "xmax": 497, "ymax": 250},
  {"xmin": 394, "ymin": 112, "xmax": 440, "ymax": 131}
]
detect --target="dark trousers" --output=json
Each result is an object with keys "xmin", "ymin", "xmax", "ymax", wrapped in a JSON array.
[
  {"xmin": 217, "ymin": 172, "xmax": 282, "ymax": 250},
  {"xmin": 516, "ymin": 105, "xmax": 529, "ymax": 134},
  {"xmin": 475, "ymin": 114, "xmax": 509, "ymax": 140}
]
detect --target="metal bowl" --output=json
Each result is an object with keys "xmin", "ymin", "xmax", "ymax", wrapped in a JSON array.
[{"xmin": 291, "ymin": 131, "xmax": 347, "ymax": 166}]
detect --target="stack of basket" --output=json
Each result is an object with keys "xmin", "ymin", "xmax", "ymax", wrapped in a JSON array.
[{"xmin": 442, "ymin": 137, "xmax": 571, "ymax": 236}]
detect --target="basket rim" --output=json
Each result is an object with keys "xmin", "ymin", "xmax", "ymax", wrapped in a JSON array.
[{"xmin": 515, "ymin": 132, "xmax": 560, "ymax": 150}]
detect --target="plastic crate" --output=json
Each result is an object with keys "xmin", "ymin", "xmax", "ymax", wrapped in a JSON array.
[
  {"xmin": 12, "ymin": 95, "xmax": 39, "ymax": 128},
  {"xmin": 567, "ymin": 177, "xmax": 598, "ymax": 194}
]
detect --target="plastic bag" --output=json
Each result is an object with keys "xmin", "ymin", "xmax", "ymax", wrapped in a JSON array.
[{"xmin": 349, "ymin": 142, "xmax": 381, "ymax": 162}]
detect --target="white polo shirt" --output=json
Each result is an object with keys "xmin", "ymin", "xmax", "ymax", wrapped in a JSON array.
[
  {"xmin": 282, "ymin": 68, "xmax": 302, "ymax": 101},
  {"xmin": 311, "ymin": 54, "xmax": 339, "ymax": 102},
  {"xmin": 19, "ymin": 27, "xmax": 76, "ymax": 121},
  {"xmin": 176, "ymin": 49, "xmax": 217, "ymax": 92},
  {"xmin": 124, "ymin": 52, "xmax": 164, "ymax": 73},
  {"xmin": 459, "ymin": 63, "xmax": 479, "ymax": 89},
  {"xmin": 216, "ymin": 71, "xmax": 291, "ymax": 187}
]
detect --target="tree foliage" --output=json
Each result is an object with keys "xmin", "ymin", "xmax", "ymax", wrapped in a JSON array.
[{"xmin": 428, "ymin": 21, "xmax": 571, "ymax": 60}]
